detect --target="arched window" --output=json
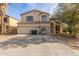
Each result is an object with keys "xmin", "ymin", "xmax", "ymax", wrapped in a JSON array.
[{"xmin": 41, "ymin": 15, "xmax": 47, "ymax": 22}]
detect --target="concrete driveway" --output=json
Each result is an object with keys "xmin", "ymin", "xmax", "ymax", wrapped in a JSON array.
[{"xmin": 0, "ymin": 35, "xmax": 78, "ymax": 56}]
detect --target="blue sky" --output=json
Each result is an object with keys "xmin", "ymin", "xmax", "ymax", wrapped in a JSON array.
[{"xmin": 7, "ymin": 3, "xmax": 58, "ymax": 20}]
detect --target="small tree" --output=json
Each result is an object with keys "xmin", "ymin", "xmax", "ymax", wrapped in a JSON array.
[{"xmin": 54, "ymin": 3, "xmax": 79, "ymax": 37}]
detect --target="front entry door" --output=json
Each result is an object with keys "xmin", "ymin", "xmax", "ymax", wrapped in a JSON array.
[
  {"xmin": 56, "ymin": 25, "xmax": 60, "ymax": 34},
  {"xmin": 50, "ymin": 23, "xmax": 54, "ymax": 33}
]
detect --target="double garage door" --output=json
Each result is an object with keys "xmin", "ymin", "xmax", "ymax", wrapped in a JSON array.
[{"xmin": 17, "ymin": 26, "xmax": 39, "ymax": 34}]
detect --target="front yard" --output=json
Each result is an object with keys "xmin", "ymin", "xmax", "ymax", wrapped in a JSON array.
[{"xmin": 0, "ymin": 35, "xmax": 78, "ymax": 56}]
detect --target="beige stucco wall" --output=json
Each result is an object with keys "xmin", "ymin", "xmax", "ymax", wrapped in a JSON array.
[
  {"xmin": 17, "ymin": 23, "xmax": 50, "ymax": 34},
  {"xmin": 7, "ymin": 17, "xmax": 18, "ymax": 33},
  {"xmin": 17, "ymin": 26, "xmax": 50, "ymax": 34},
  {"xmin": 20, "ymin": 10, "xmax": 49, "ymax": 23},
  {"xmin": 8, "ymin": 17, "xmax": 18, "ymax": 27},
  {"xmin": 18, "ymin": 23, "xmax": 50, "ymax": 26}
]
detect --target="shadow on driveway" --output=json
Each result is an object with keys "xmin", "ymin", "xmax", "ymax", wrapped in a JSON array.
[{"xmin": 0, "ymin": 35, "xmax": 64, "ymax": 49}]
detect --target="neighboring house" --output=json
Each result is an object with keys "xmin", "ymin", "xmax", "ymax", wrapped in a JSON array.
[
  {"xmin": 0, "ymin": 3, "xmax": 6, "ymax": 34},
  {"xmin": 0, "ymin": 15, "xmax": 18, "ymax": 34},
  {"xmin": 0, "ymin": 3, "xmax": 18, "ymax": 34},
  {"xmin": 17, "ymin": 10, "xmax": 63, "ymax": 35}
]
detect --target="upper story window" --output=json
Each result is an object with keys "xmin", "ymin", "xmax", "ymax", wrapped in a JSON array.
[
  {"xmin": 0, "ymin": 10, "xmax": 3, "ymax": 16},
  {"xmin": 4, "ymin": 17, "xmax": 8, "ymax": 23},
  {"xmin": 41, "ymin": 15, "xmax": 48, "ymax": 22},
  {"xmin": 27, "ymin": 16, "xmax": 33, "ymax": 22}
]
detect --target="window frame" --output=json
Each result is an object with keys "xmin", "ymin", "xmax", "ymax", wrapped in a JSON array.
[
  {"xmin": 27, "ymin": 16, "xmax": 33, "ymax": 22},
  {"xmin": 41, "ymin": 15, "xmax": 48, "ymax": 22}
]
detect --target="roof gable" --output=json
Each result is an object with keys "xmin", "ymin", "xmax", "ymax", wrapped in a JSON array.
[
  {"xmin": 21, "ymin": 10, "xmax": 50, "ymax": 16},
  {"xmin": 6, "ymin": 15, "xmax": 18, "ymax": 22}
]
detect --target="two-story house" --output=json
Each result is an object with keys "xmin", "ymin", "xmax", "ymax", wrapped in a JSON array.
[
  {"xmin": 0, "ymin": 15, "xmax": 18, "ymax": 34},
  {"xmin": 17, "ymin": 10, "xmax": 51, "ymax": 34},
  {"xmin": 17, "ymin": 10, "xmax": 63, "ymax": 35}
]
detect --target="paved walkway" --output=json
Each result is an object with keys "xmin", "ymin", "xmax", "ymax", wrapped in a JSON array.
[{"xmin": 0, "ymin": 35, "xmax": 78, "ymax": 56}]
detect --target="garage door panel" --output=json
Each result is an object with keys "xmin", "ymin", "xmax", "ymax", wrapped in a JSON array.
[{"xmin": 17, "ymin": 26, "xmax": 39, "ymax": 34}]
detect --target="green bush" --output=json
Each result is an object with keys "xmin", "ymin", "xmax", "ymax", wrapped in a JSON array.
[{"xmin": 63, "ymin": 27, "xmax": 69, "ymax": 33}]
